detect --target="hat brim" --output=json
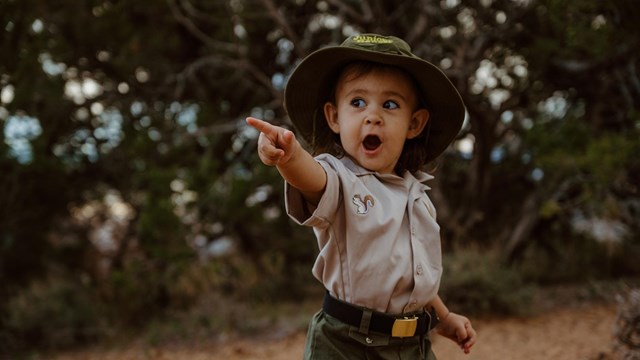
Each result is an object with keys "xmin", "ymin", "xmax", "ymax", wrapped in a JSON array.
[{"xmin": 284, "ymin": 45, "xmax": 465, "ymax": 163}]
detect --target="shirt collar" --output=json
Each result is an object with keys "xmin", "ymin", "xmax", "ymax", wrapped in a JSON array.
[{"xmin": 338, "ymin": 155, "xmax": 434, "ymax": 189}]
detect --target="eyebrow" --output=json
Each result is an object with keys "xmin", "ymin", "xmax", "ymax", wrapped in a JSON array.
[
  {"xmin": 382, "ymin": 90, "xmax": 408, "ymax": 102},
  {"xmin": 342, "ymin": 88, "xmax": 409, "ymax": 102}
]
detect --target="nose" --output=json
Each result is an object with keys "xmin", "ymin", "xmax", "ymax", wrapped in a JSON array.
[{"xmin": 364, "ymin": 110, "xmax": 383, "ymax": 126}]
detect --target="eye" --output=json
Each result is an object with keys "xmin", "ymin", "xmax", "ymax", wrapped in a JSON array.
[
  {"xmin": 350, "ymin": 98, "xmax": 366, "ymax": 108},
  {"xmin": 383, "ymin": 100, "xmax": 399, "ymax": 109}
]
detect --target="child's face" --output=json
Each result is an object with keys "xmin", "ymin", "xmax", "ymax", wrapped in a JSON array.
[{"xmin": 323, "ymin": 67, "xmax": 429, "ymax": 174}]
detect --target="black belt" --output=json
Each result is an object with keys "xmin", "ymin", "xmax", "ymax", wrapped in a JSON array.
[{"xmin": 322, "ymin": 292, "xmax": 438, "ymax": 338}]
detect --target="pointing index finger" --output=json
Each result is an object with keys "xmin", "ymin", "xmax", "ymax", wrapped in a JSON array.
[{"xmin": 246, "ymin": 117, "xmax": 275, "ymax": 135}]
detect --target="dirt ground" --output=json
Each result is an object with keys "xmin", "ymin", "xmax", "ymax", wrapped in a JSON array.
[{"xmin": 54, "ymin": 302, "xmax": 619, "ymax": 360}]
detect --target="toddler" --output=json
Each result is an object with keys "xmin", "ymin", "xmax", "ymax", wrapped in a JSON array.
[{"xmin": 247, "ymin": 33, "xmax": 476, "ymax": 359}]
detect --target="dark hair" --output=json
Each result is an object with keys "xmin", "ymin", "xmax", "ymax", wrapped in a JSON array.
[{"xmin": 310, "ymin": 61, "xmax": 432, "ymax": 174}]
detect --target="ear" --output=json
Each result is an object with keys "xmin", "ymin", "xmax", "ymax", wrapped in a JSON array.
[
  {"xmin": 324, "ymin": 102, "xmax": 340, "ymax": 134},
  {"xmin": 407, "ymin": 108, "xmax": 430, "ymax": 139}
]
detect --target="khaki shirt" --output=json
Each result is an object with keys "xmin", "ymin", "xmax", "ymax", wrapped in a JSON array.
[{"xmin": 286, "ymin": 154, "xmax": 442, "ymax": 315}]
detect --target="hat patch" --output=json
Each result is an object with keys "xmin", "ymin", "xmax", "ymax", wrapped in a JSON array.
[{"xmin": 352, "ymin": 35, "xmax": 393, "ymax": 45}]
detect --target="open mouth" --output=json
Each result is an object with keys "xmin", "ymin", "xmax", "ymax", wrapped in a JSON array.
[{"xmin": 362, "ymin": 135, "xmax": 382, "ymax": 151}]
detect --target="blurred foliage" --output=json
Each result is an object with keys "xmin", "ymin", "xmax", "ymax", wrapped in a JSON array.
[
  {"xmin": 440, "ymin": 250, "xmax": 534, "ymax": 317},
  {"xmin": 0, "ymin": 0, "xmax": 639, "ymax": 354},
  {"xmin": 2, "ymin": 277, "xmax": 106, "ymax": 350}
]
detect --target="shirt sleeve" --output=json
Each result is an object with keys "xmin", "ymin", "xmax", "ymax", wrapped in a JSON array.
[{"xmin": 284, "ymin": 156, "xmax": 341, "ymax": 228}]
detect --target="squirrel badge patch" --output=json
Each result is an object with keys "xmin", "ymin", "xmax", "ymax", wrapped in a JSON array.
[{"xmin": 352, "ymin": 194, "xmax": 375, "ymax": 215}]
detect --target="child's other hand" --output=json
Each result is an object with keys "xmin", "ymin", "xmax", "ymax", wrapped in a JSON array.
[
  {"xmin": 246, "ymin": 117, "xmax": 297, "ymax": 166},
  {"xmin": 436, "ymin": 312, "xmax": 476, "ymax": 354}
]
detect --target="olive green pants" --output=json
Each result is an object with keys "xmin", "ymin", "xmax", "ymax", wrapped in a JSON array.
[{"xmin": 303, "ymin": 310, "xmax": 437, "ymax": 360}]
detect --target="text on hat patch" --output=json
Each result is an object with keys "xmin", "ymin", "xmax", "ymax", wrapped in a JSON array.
[{"xmin": 352, "ymin": 35, "xmax": 393, "ymax": 44}]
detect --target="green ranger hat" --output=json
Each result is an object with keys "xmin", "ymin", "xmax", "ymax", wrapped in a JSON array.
[{"xmin": 284, "ymin": 33, "xmax": 465, "ymax": 163}]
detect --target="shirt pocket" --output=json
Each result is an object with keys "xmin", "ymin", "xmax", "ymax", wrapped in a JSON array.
[{"xmin": 414, "ymin": 197, "xmax": 442, "ymax": 270}]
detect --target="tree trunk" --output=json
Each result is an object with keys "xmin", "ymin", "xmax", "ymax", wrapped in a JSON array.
[{"xmin": 503, "ymin": 194, "xmax": 540, "ymax": 263}]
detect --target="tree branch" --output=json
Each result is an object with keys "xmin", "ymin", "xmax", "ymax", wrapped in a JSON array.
[
  {"xmin": 167, "ymin": 0, "xmax": 241, "ymax": 53},
  {"xmin": 326, "ymin": 0, "xmax": 373, "ymax": 24},
  {"xmin": 237, "ymin": 59, "xmax": 281, "ymax": 102},
  {"xmin": 259, "ymin": 0, "xmax": 303, "ymax": 58},
  {"xmin": 404, "ymin": 1, "xmax": 430, "ymax": 44}
]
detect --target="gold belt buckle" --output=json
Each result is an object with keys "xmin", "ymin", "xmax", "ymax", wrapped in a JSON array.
[{"xmin": 391, "ymin": 316, "xmax": 418, "ymax": 337}]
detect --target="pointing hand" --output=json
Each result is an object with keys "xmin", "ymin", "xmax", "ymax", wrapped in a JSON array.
[{"xmin": 246, "ymin": 117, "xmax": 297, "ymax": 166}]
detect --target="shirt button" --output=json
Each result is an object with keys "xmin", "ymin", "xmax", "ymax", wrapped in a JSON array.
[
  {"xmin": 366, "ymin": 337, "xmax": 373, "ymax": 344},
  {"xmin": 416, "ymin": 265, "xmax": 423, "ymax": 275}
]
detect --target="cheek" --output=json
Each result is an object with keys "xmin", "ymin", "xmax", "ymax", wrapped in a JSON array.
[
  {"xmin": 334, "ymin": 113, "xmax": 357, "ymax": 133},
  {"xmin": 337, "ymin": 124, "xmax": 361, "ymax": 148},
  {"xmin": 339, "ymin": 125, "xmax": 359, "ymax": 142}
]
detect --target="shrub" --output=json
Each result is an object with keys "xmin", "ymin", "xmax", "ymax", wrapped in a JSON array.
[
  {"xmin": 2, "ymin": 277, "xmax": 106, "ymax": 352},
  {"xmin": 440, "ymin": 249, "xmax": 534, "ymax": 317}
]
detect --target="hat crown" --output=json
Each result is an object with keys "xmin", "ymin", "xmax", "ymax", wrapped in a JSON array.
[{"xmin": 342, "ymin": 34, "xmax": 415, "ymax": 58}]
